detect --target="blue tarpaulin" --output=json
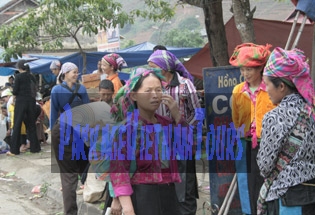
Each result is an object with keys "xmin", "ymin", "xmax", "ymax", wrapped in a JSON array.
[
  {"xmin": 1, "ymin": 42, "xmax": 201, "ymax": 83},
  {"xmin": 294, "ymin": 0, "xmax": 315, "ymax": 21}
]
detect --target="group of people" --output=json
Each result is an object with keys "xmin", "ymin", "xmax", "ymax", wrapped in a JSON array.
[
  {"xmin": 2, "ymin": 42, "xmax": 314, "ymax": 215},
  {"xmin": 231, "ymin": 43, "xmax": 315, "ymax": 215},
  {"xmin": 2, "ymin": 60, "xmax": 45, "ymax": 156}
]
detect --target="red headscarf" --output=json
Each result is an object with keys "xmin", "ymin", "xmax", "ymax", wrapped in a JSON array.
[
  {"xmin": 229, "ymin": 43, "xmax": 272, "ymax": 67},
  {"xmin": 103, "ymin": 53, "xmax": 127, "ymax": 71}
]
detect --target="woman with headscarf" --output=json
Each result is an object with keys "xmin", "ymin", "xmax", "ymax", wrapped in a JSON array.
[
  {"xmin": 101, "ymin": 53, "xmax": 127, "ymax": 96},
  {"xmin": 105, "ymin": 67, "xmax": 184, "ymax": 215},
  {"xmin": 147, "ymin": 50, "xmax": 200, "ymax": 215},
  {"xmin": 257, "ymin": 47, "xmax": 315, "ymax": 215},
  {"xmin": 50, "ymin": 62, "xmax": 90, "ymax": 215},
  {"xmin": 230, "ymin": 43, "xmax": 276, "ymax": 214},
  {"xmin": 7, "ymin": 60, "xmax": 41, "ymax": 156},
  {"xmin": 50, "ymin": 60, "xmax": 62, "ymax": 84}
]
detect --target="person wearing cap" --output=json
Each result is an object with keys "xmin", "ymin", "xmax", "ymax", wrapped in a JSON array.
[
  {"xmin": 148, "ymin": 50, "xmax": 200, "ymax": 215},
  {"xmin": 101, "ymin": 53, "xmax": 127, "ymax": 96},
  {"xmin": 256, "ymin": 47, "xmax": 315, "ymax": 215},
  {"xmin": 7, "ymin": 59, "xmax": 41, "ymax": 156},
  {"xmin": 50, "ymin": 60, "xmax": 62, "ymax": 84},
  {"xmin": 230, "ymin": 43, "xmax": 276, "ymax": 214},
  {"xmin": 50, "ymin": 62, "xmax": 89, "ymax": 215}
]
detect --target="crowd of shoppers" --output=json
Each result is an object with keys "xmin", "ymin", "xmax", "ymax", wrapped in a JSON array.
[{"xmin": 1, "ymin": 43, "xmax": 314, "ymax": 215}]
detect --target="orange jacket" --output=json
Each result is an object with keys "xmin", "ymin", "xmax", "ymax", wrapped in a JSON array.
[
  {"xmin": 107, "ymin": 73, "xmax": 123, "ymax": 97},
  {"xmin": 232, "ymin": 82, "xmax": 276, "ymax": 138}
]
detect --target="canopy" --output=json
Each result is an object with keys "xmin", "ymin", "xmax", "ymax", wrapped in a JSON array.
[{"xmin": 6, "ymin": 42, "xmax": 201, "ymax": 83}]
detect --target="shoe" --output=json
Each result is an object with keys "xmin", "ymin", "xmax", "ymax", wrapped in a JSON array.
[
  {"xmin": 76, "ymin": 189, "xmax": 83, "ymax": 195},
  {"xmin": 6, "ymin": 151, "xmax": 16, "ymax": 156}
]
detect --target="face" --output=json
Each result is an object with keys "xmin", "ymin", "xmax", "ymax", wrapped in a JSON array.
[
  {"xmin": 240, "ymin": 66, "xmax": 262, "ymax": 86},
  {"xmin": 101, "ymin": 59, "xmax": 114, "ymax": 75},
  {"xmin": 131, "ymin": 74, "xmax": 163, "ymax": 113},
  {"xmin": 64, "ymin": 69, "xmax": 79, "ymax": 84},
  {"xmin": 51, "ymin": 68, "xmax": 60, "ymax": 76},
  {"xmin": 2, "ymin": 96, "xmax": 10, "ymax": 103},
  {"xmin": 148, "ymin": 61, "xmax": 166, "ymax": 76},
  {"xmin": 99, "ymin": 88, "xmax": 114, "ymax": 104},
  {"xmin": 1, "ymin": 108, "xmax": 7, "ymax": 117},
  {"xmin": 263, "ymin": 76, "xmax": 285, "ymax": 105}
]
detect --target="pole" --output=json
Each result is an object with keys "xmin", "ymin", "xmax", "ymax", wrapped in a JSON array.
[
  {"xmin": 217, "ymin": 174, "xmax": 237, "ymax": 215},
  {"xmin": 291, "ymin": 15, "xmax": 307, "ymax": 49},
  {"xmin": 285, "ymin": 11, "xmax": 300, "ymax": 50}
]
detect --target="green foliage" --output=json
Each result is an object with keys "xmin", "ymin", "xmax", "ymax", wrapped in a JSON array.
[
  {"xmin": 161, "ymin": 29, "xmax": 204, "ymax": 47},
  {"xmin": 0, "ymin": 0, "xmax": 176, "ymax": 62},
  {"xmin": 178, "ymin": 17, "xmax": 201, "ymax": 30},
  {"xmin": 120, "ymin": 40, "xmax": 136, "ymax": 49}
]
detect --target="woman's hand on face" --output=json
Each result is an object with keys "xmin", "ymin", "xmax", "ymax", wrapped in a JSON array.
[
  {"xmin": 110, "ymin": 198, "xmax": 122, "ymax": 215},
  {"xmin": 161, "ymin": 94, "xmax": 181, "ymax": 124}
]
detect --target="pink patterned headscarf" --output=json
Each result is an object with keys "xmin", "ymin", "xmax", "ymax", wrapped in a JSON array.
[
  {"xmin": 60, "ymin": 62, "xmax": 78, "ymax": 74},
  {"xmin": 263, "ymin": 47, "xmax": 315, "ymax": 119},
  {"xmin": 103, "ymin": 53, "xmax": 127, "ymax": 71}
]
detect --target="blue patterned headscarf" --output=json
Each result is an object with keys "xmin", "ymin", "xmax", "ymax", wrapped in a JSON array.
[{"xmin": 147, "ymin": 50, "xmax": 194, "ymax": 82}]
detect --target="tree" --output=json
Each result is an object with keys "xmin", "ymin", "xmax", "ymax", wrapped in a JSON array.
[
  {"xmin": 178, "ymin": 0, "xmax": 230, "ymax": 67},
  {"xmin": 162, "ymin": 29, "xmax": 205, "ymax": 47},
  {"xmin": 231, "ymin": 0, "xmax": 256, "ymax": 43},
  {"xmin": 0, "ymin": 0, "xmax": 176, "ymax": 72}
]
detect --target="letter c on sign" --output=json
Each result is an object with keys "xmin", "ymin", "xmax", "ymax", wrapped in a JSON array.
[{"xmin": 212, "ymin": 95, "xmax": 228, "ymax": 114}]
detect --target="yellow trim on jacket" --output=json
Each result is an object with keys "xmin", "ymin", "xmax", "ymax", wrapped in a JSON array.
[{"xmin": 232, "ymin": 82, "xmax": 276, "ymax": 139}]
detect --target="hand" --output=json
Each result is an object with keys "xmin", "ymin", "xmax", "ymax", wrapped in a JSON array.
[
  {"xmin": 161, "ymin": 94, "xmax": 181, "ymax": 124},
  {"xmin": 110, "ymin": 198, "xmax": 122, "ymax": 215},
  {"xmin": 6, "ymin": 129, "xmax": 11, "ymax": 136},
  {"xmin": 118, "ymin": 196, "xmax": 135, "ymax": 215}
]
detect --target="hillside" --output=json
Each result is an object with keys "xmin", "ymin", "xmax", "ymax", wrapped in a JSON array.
[
  {"xmin": 119, "ymin": 0, "xmax": 294, "ymax": 46},
  {"xmin": 119, "ymin": 0, "xmax": 205, "ymax": 45}
]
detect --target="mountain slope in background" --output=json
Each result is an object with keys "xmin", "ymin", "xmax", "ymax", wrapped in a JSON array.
[{"xmin": 119, "ymin": 0, "xmax": 294, "ymax": 45}]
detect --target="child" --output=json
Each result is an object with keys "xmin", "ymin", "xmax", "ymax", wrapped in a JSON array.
[{"xmin": 99, "ymin": 79, "xmax": 114, "ymax": 106}]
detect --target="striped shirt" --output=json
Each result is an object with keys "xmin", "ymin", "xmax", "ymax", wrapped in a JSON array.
[{"xmin": 156, "ymin": 72, "xmax": 200, "ymax": 125}]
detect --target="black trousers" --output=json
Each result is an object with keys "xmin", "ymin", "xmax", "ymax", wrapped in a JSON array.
[
  {"xmin": 131, "ymin": 183, "xmax": 181, "ymax": 215},
  {"xmin": 51, "ymin": 121, "xmax": 89, "ymax": 215},
  {"xmin": 175, "ymin": 159, "xmax": 198, "ymax": 215},
  {"xmin": 246, "ymin": 141, "xmax": 264, "ymax": 215},
  {"xmin": 10, "ymin": 99, "xmax": 40, "ymax": 154}
]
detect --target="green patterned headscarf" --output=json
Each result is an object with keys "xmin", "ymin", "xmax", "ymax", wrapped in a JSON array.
[{"xmin": 110, "ymin": 67, "xmax": 165, "ymax": 122}]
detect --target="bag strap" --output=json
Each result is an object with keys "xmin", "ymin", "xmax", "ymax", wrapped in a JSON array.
[{"xmin": 61, "ymin": 83, "xmax": 82, "ymax": 105}]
